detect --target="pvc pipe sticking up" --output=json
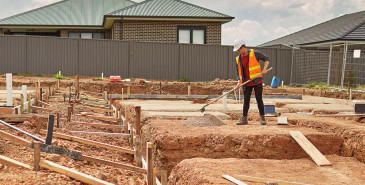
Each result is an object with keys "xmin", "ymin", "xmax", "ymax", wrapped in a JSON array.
[
  {"xmin": 102, "ymin": 73, "xmax": 104, "ymax": 79},
  {"xmin": 223, "ymin": 90, "xmax": 227, "ymax": 109},
  {"xmin": 6, "ymin": 73, "xmax": 13, "ymax": 106},
  {"xmin": 22, "ymin": 85, "xmax": 27, "ymax": 103}
]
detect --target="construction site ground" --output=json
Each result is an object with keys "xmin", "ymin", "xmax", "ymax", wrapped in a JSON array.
[{"xmin": 0, "ymin": 75, "xmax": 364, "ymax": 185}]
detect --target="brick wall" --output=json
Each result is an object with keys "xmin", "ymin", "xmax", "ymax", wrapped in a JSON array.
[
  {"xmin": 112, "ymin": 20, "xmax": 222, "ymax": 45},
  {"xmin": 112, "ymin": 21, "xmax": 122, "ymax": 40},
  {"xmin": 59, "ymin": 29, "xmax": 111, "ymax": 39}
]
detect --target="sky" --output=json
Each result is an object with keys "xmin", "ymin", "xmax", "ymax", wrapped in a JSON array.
[{"xmin": 0, "ymin": 0, "xmax": 364, "ymax": 46}]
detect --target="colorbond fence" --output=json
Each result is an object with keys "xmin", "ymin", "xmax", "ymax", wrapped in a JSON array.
[{"xmin": 1, "ymin": 35, "xmax": 363, "ymax": 86}]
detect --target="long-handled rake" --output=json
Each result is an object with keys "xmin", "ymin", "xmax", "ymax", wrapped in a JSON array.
[{"xmin": 200, "ymin": 67, "xmax": 273, "ymax": 113}]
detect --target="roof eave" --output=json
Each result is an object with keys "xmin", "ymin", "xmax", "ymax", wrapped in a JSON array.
[
  {"xmin": 105, "ymin": 15, "xmax": 233, "ymax": 22},
  {"xmin": 0, "ymin": 25, "xmax": 104, "ymax": 29}
]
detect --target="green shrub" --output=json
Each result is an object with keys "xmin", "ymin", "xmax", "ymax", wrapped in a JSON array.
[
  {"xmin": 19, "ymin": 72, "xmax": 33, "ymax": 76},
  {"xmin": 97, "ymin": 77, "xmax": 103, "ymax": 81},
  {"xmin": 305, "ymin": 82, "xmax": 327, "ymax": 89},
  {"xmin": 53, "ymin": 73, "xmax": 64, "ymax": 79},
  {"xmin": 177, "ymin": 78, "xmax": 190, "ymax": 82}
]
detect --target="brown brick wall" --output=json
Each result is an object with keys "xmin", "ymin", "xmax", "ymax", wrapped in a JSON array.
[
  {"xmin": 112, "ymin": 21, "xmax": 122, "ymax": 40},
  {"xmin": 112, "ymin": 20, "xmax": 221, "ymax": 45},
  {"xmin": 59, "ymin": 29, "xmax": 111, "ymax": 39}
]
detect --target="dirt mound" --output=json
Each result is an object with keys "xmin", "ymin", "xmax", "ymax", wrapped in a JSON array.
[{"xmin": 180, "ymin": 114, "xmax": 226, "ymax": 127}]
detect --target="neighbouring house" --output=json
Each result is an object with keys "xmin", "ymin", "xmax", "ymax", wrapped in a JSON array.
[
  {"xmin": 259, "ymin": 10, "xmax": 365, "ymax": 50},
  {"xmin": 0, "ymin": 0, "xmax": 234, "ymax": 45}
]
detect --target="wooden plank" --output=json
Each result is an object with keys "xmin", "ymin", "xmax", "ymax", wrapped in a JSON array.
[
  {"xmin": 0, "ymin": 114, "xmax": 33, "ymax": 118},
  {"xmin": 0, "ymin": 108, "xmax": 14, "ymax": 114},
  {"xmin": 38, "ymin": 101, "xmax": 51, "ymax": 107},
  {"xmin": 147, "ymin": 142, "xmax": 153, "ymax": 185},
  {"xmin": 33, "ymin": 142, "xmax": 41, "ymax": 171},
  {"xmin": 0, "ymin": 155, "xmax": 32, "ymax": 169},
  {"xmin": 161, "ymin": 170, "xmax": 167, "ymax": 185},
  {"xmin": 0, "ymin": 130, "xmax": 31, "ymax": 146},
  {"xmin": 222, "ymin": 175, "xmax": 248, "ymax": 185},
  {"xmin": 81, "ymin": 155, "xmax": 146, "ymax": 174},
  {"xmin": 316, "ymin": 114, "xmax": 365, "ymax": 117},
  {"xmin": 69, "ymin": 131, "xmax": 129, "ymax": 136},
  {"xmin": 39, "ymin": 160, "xmax": 113, "ymax": 185},
  {"xmin": 31, "ymin": 106, "xmax": 55, "ymax": 113},
  {"xmin": 70, "ymin": 121, "xmax": 123, "ymax": 128},
  {"xmin": 39, "ymin": 130, "xmax": 135, "ymax": 155},
  {"xmin": 77, "ymin": 105, "xmax": 114, "ymax": 113},
  {"xmin": 233, "ymin": 174, "xmax": 308, "ymax": 185},
  {"xmin": 74, "ymin": 114, "xmax": 119, "ymax": 122},
  {"xmin": 289, "ymin": 131, "xmax": 331, "ymax": 166}
]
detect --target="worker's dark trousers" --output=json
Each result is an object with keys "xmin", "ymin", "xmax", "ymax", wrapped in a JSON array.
[{"xmin": 242, "ymin": 83, "xmax": 265, "ymax": 117}]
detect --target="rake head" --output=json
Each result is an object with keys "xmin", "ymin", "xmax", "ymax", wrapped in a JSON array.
[{"xmin": 199, "ymin": 106, "xmax": 206, "ymax": 113}]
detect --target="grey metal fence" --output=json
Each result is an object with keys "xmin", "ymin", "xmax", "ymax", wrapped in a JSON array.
[{"xmin": 1, "ymin": 35, "xmax": 363, "ymax": 87}]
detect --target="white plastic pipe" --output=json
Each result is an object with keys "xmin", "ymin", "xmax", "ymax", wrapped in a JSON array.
[
  {"xmin": 6, "ymin": 73, "xmax": 12, "ymax": 106},
  {"xmin": 222, "ymin": 90, "xmax": 227, "ymax": 109},
  {"xmin": 102, "ymin": 73, "xmax": 104, "ymax": 79},
  {"xmin": 22, "ymin": 85, "xmax": 27, "ymax": 103}
]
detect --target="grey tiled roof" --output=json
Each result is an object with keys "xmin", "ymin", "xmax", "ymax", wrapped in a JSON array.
[
  {"xmin": 108, "ymin": 0, "xmax": 233, "ymax": 19},
  {"xmin": 259, "ymin": 10, "xmax": 365, "ymax": 47},
  {"xmin": 0, "ymin": 0, "xmax": 136, "ymax": 26}
]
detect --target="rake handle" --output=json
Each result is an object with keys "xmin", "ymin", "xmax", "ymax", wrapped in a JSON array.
[{"xmin": 203, "ymin": 67, "xmax": 273, "ymax": 108}]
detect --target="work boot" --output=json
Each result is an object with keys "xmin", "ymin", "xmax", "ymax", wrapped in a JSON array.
[
  {"xmin": 260, "ymin": 115, "xmax": 267, "ymax": 125},
  {"xmin": 236, "ymin": 116, "xmax": 248, "ymax": 125}
]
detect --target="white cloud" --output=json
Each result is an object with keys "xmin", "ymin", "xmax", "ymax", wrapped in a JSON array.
[{"xmin": 222, "ymin": 20, "xmax": 268, "ymax": 46}]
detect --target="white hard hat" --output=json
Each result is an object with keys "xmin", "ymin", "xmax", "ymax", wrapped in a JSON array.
[{"xmin": 233, "ymin": 39, "xmax": 246, "ymax": 52}]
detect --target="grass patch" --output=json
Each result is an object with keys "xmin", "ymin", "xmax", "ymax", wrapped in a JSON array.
[
  {"xmin": 177, "ymin": 78, "xmax": 190, "ymax": 82},
  {"xmin": 53, "ymin": 73, "xmax": 64, "ymax": 79}
]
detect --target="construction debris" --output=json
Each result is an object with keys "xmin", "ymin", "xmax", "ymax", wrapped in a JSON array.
[{"xmin": 180, "ymin": 114, "xmax": 226, "ymax": 127}]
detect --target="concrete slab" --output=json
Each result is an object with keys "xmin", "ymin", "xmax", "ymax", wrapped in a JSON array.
[{"xmin": 120, "ymin": 100, "xmax": 286, "ymax": 113}]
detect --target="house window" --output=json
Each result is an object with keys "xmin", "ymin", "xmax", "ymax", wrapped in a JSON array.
[
  {"xmin": 178, "ymin": 27, "xmax": 206, "ymax": 44},
  {"xmin": 68, "ymin": 32, "xmax": 105, "ymax": 39}
]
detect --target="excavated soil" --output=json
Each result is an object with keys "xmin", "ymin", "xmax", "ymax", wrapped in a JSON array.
[
  {"xmin": 140, "ymin": 117, "xmax": 344, "ymax": 177},
  {"xmin": 0, "ymin": 101, "xmax": 145, "ymax": 184},
  {"xmin": 168, "ymin": 156, "xmax": 365, "ymax": 185},
  {"xmin": 1, "ymin": 75, "xmax": 365, "ymax": 100},
  {"xmin": 1, "ymin": 75, "xmax": 365, "ymax": 184}
]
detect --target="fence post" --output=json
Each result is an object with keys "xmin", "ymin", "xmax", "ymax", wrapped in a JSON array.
[
  {"xmin": 28, "ymin": 94, "xmax": 32, "ymax": 113},
  {"xmin": 45, "ymin": 115, "xmax": 55, "ymax": 145},
  {"xmin": 135, "ymin": 106, "xmax": 142, "ymax": 168},
  {"xmin": 340, "ymin": 42, "xmax": 348, "ymax": 91},
  {"xmin": 20, "ymin": 94, "xmax": 24, "ymax": 114},
  {"xmin": 147, "ymin": 142, "xmax": 153, "ymax": 185},
  {"xmin": 161, "ymin": 170, "xmax": 168, "ymax": 185},
  {"xmin": 290, "ymin": 46, "xmax": 295, "ymax": 85},
  {"xmin": 327, "ymin": 44, "xmax": 333, "ymax": 86},
  {"xmin": 33, "ymin": 141, "xmax": 41, "ymax": 171}
]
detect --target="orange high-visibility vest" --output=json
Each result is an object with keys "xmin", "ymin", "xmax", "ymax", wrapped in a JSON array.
[{"xmin": 236, "ymin": 49, "xmax": 262, "ymax": 84}]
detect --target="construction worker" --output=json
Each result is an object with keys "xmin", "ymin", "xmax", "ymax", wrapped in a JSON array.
[{"xmin": 233, "ymin": 39, "xmax": 270, "ymax": 125}]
